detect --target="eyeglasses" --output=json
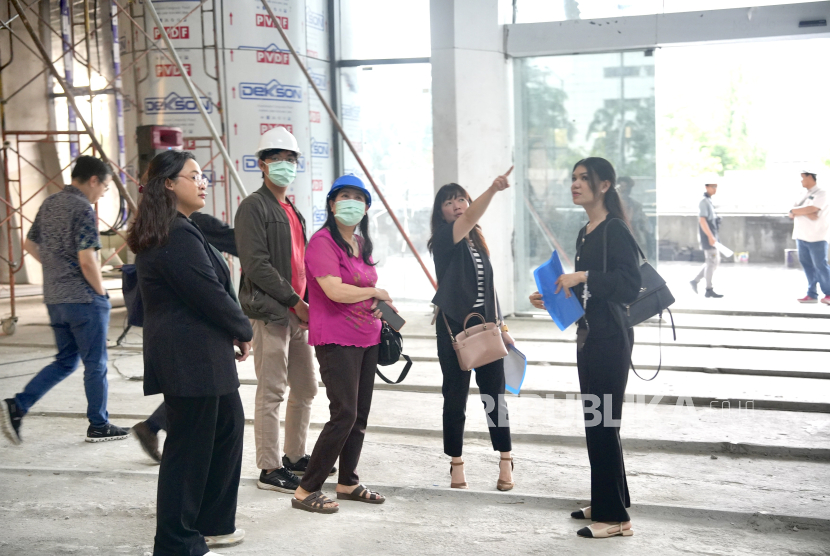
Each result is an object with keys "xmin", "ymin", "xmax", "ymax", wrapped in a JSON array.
[{"xmin": 176, "ymin": 174, "xmax": 209, "ymax": 187}]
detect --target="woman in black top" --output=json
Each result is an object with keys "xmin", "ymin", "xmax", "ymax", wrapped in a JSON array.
[
  {"xmin": 530, "ymin": 157, "xmax": 640, "ymax": 539},
  {"xmin": 427, "ymin": 168, "xmax": 514, "ymax": 491},
  {"xmin": 127, "ymin": 151, "xmax": 253, "ymax": 555}
]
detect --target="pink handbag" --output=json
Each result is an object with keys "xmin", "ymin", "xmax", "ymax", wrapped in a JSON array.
[{"xmin": 442, "ymin": 311, "xmax": 508, "ymax": 372}]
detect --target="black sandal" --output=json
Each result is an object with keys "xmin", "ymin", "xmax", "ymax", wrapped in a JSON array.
[
  {"xmin": 336, "ymin": 484, "xmax": 385, "ymax": 504},
  {"xmin": 291, "ymin": 491, "xmax": 339, "ymax": 514}
]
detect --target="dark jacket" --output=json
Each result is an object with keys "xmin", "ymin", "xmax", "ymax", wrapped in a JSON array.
[
  {"xmin": 574, "ymin": 218, "xmax": 641, "ymax": 338},
  {"xmin": 431, "ymin": 221, "xmax": 497, "ymax": 325},
  {"xmin": 137, "ymin": 214, "xmax": 253, "ymax": 397},
  {"xmin": 190, "ymin": 211, "xmax": 238, "ymax": 257},
  {"xmin": 235, "ymin": 185, "xmax": 307, "ymax": 325}
]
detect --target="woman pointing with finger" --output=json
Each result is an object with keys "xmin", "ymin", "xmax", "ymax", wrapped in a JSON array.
[{"xmin": 427, "ymin": 167, "xmax": 515, "ymax": 492}]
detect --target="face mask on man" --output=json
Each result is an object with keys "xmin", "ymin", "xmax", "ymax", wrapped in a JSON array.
[
  {"xmin": 266, "ymin": 161, "xmax": 296, "ymax": 186},
  {"xmin": 334, "ymin": 199, "xmax": 366, "ymax": 226}
]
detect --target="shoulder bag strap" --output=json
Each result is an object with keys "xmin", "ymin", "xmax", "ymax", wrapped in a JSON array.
[
  {"xmin": 441, "ymin": 310, "xmax": 456, "ymax": 342},
  {"xmin": 375, "ymin": 355, "xmax": 413, "ymax": 384}
]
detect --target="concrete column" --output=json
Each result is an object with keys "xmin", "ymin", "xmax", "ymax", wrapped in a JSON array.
[{"xmin": 430, "ymin": 0, "xmax": 516, "ymax": 312}]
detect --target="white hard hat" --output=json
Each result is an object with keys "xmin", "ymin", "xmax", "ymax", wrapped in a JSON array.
[{"xmin": 256, "ymin": 126, "xmax": 300, "ymax": 156}]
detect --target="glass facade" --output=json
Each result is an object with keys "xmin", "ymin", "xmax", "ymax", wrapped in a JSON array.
[
  {"xmin": 514, "ymin": 51, "xmax": 656, "ymax": 312},
  {"xmin": 338, "ymin": 63, "xmax": 436, "ymax": 303},
  {"xmin": 514, "ymin": 37, "xmax": 830, "ymax": 311},
  {"xmin": 339, "ymin": 0, "xmax": 431, "ymax": 59}
]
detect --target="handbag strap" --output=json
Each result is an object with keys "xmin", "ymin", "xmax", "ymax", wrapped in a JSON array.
[
  {"xmin": 629, "ymin": 308, "xmax": 675, "ymax": 381},
  {"xmin": 602, "ymin": 218, "xmax": 646, "ymax": 273},
  {"xmin": 376, "ymin": 355, "xmax": 413, "ymax": 384},
  {"xmin": 441, "ymin": 311, "xmax": 456, "ymax": 343},
  {"xmin": 440, "ymin": 241, "xmax": 503, "ymax": 341}
]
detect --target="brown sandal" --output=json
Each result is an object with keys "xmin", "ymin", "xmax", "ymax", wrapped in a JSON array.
[
  {"xmin": 497, "ymin": 456, "xmax": 514, "ymax": 491},
  {"xmin": 450, "ymin": 461, "xmax": 468, "ymax": 489},
  {"xmin": 291, "ymin": 491, "xmax": 339, "ymax": 514},
  {"xmin": 336, "ymin": 484, "xmax": 385, "ymax": 504}
]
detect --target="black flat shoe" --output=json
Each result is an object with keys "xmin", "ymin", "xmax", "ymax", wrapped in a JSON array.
[{"xmin": 571, "ymin": 505, "xmax": 591, "ymax": 519}]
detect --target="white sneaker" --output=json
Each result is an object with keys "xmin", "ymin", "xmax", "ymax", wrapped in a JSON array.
[{"xmin": 205, "ymin": 528, "xmax": 245, "ymax": 548}]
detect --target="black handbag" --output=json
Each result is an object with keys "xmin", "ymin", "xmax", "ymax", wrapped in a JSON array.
[
  {"xmin": 376, "ymin": 322, "xmax": 413, "ymax": 384},
  {"xmin": 603, "ymin": 219, "xmax": 676, "ymax": 380}
]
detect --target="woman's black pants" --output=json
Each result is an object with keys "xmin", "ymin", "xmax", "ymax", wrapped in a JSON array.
[
  {"xmin": 300, "ymin": 343, "xmax": 378, "ymax": 493},
  {"xmin": 153, "ymin": 390, "xmax": 244, "ymax": 556},
  {"xmin": 576, "ymin": 329, "xmax": 632, "ymax": 523},
  {"xmin": 436, "ymin": 315, "xmax": 512, "ymax": 457}
]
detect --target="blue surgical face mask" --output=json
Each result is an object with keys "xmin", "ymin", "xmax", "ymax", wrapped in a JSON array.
[
  {"xmin": 334, "ymin": 199, "xmax": 366, "ymax": 227},
  {"xmin": 266, "ymin": 161, "xmax": 296, "ymax": 186}
]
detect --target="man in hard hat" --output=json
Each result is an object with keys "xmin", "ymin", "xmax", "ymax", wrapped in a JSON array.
[
  {"xmin": 235, "ymin": 127, "xmax": 330, "ymax": 494},
  {"xmin": 789, "ymin": 167, "xmax": 830, "ymax": 305}
]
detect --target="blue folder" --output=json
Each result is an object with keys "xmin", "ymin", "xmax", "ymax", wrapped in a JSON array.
[
  {"xmin": 504, "ymin": 344, "xmax": 527, "ymax": 395},
  {"xmin": 533, "ymin": 251, "xmax": 585, "ymax": 331}
]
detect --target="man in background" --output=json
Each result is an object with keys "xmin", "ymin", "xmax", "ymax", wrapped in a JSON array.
[
  {"xmin": 690, "ymin": 183, "xmax": 724, "ymax": 298},
  {"xmin": 1, "ymin": 156, "xmax": 130, "ymax": 445},
  {"xmin": 789, "ymin": 168, "xmax": 830, "ymax": 305}
]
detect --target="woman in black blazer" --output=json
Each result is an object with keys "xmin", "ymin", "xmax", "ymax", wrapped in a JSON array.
[
  {"xmin": 427, "ymin": 169, "xmax": 515, "ymax": 492},
  {"xmin": 127, "ymin": 151, "xmax": 253, "ymax": 556},
  {"xmin": 530, "ymin": 157, "xmax": 641, "ymax": 539}
]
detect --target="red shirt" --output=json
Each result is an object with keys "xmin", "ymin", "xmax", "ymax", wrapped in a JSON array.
[{"xmin": 278, "ymin": 199, "xmax": 307, "ymax": 300}]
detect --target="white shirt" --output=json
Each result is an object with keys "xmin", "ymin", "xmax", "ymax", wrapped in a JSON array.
[{"xmin": 792, "ymin": 185, "xmax": 830, "ymax": 242}]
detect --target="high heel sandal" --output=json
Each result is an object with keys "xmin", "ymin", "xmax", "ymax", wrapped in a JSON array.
[
  {"xmin": 497, "ymin": 456, "xmax": 514, "ymax": 491},
  {"xmin": 450, "ymin": 461, "xmax": 468, "ymax": 489}
]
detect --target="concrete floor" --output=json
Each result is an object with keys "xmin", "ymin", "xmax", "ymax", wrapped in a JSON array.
[{"xmin": 2, "ymin": 275, "xmax": 830, "ymax": 555}]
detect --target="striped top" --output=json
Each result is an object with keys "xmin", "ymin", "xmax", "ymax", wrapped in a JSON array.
[{"xmin": 469, "ymin": 241, "xmax": 485, "ymax": 308}]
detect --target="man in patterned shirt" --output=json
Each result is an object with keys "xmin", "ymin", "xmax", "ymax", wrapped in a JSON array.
[{"xmin": 1, "ymin": 156, "xmax": 130, "ymax": 444}]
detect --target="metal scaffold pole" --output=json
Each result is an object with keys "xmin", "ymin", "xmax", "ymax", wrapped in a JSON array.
[
  {"xmin": 259, "ymin": 0, "xmax": 438, "ymax": 291},
  {"xmin": 143, "ymin": 0, "xmax": 248, "ymax": 199},
  {"xmin": 8, "ymin": 0, "xmax": 138, "ymax": 214}
]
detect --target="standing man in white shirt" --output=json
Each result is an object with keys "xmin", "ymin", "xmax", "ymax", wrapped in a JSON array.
[{"xmin": 789, "ymin": 168, "xmax": 830, "ymax": 305}]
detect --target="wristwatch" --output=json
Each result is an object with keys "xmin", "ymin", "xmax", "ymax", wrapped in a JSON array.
[{"xmin": 584, "ymin": 270, "xmax": 590, "ymax": 281}]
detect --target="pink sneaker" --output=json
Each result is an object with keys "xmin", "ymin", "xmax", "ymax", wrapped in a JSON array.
[
  {"xmin": 822, "ymin": 296, "xmax": 830, "ymax": 306},
  {"xmin": 798, "ymin": 296, "xmax": 818, "ymax": 303}
]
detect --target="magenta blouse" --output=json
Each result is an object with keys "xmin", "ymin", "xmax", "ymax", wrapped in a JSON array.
[{"xmin": 305, "ymin": 227, "xmax": 382, "ymax": 348}]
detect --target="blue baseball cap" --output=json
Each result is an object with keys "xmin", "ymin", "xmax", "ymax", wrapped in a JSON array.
[{"xmin": 327, "ymin": 174, "xmax": 372, "ymax": 207}]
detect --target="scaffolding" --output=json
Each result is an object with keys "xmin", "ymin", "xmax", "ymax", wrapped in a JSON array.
[
  {"xmin": 0, "ymin": 0, "xmax": 437, "ymax": 335},
  {"xmin": 0, "ymin": 0, "xmax": 238, "ymax": 334}
]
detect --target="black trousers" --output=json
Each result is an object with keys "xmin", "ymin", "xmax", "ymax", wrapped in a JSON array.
[
  {"xmin": 154, "ymin": 390, "xmax": 244, "ymax": 556},
  {"xmin": 299, "ymin": 343, "xmax": 378, "ymax": 493},
  {"xmin": 576, "ymin": 329, "xmax": 633, "ymax": 523},
  {"xmin": 146, "ymin": 402, "xmax": 167, "ymax": 433},
  {"xmin": 436, "ymin": 316, "xmax": 512, "ymax": 457}
]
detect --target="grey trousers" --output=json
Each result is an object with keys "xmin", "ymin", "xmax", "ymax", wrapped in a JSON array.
[{"xmin": 693, "ymin": 248, "xmax": 720, "ymax": 289}]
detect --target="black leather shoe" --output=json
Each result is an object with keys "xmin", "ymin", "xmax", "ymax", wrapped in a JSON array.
[
  {"xmin": 282, "ymin": 454, "xmax": 336, "ymax": 476},
  {"xmin": 705, "ymin": 289, "xmax": 723, "ymax": 298}
]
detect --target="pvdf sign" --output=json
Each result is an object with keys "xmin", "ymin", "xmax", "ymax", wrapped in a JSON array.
[
  {"xmin": 145, "ymin": 92, "xmax": 213, "ymax": 114},
  {"xmin": 239, "ymin": 80, "xmax": 302, "ymax": 103},
  {"xmin": 155, "ymin": 63, "xmax": 192, "ymax": 77},
  {"xmin": 153, "ymin": 26, "xmax": 189, "ymax": 40}
]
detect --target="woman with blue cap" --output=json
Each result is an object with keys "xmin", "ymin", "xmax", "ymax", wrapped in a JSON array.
[{"xmin": 291, "ymin": 174, "xmax": 392, "ymax": 513}]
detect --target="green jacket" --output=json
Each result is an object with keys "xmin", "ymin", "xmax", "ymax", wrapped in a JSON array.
[{"xmin": 235, "ymin": 184, "xmax": 307, "ymax": 325}]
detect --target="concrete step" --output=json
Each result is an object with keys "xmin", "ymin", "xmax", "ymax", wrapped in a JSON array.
[
  {"xmin": 4, "ymin": 416, "xmax": 830, "ymax": 523},
  {"xmin": 5, "ymin": 459, "xmax": 830, "ymax": 556},
  {"xmin": 393, "ymin": 337, "xmax": 830, "ymax": 380},
  {"xmin": 5, "ymin": 359, "xmax": 829, "ymax": 460}
]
